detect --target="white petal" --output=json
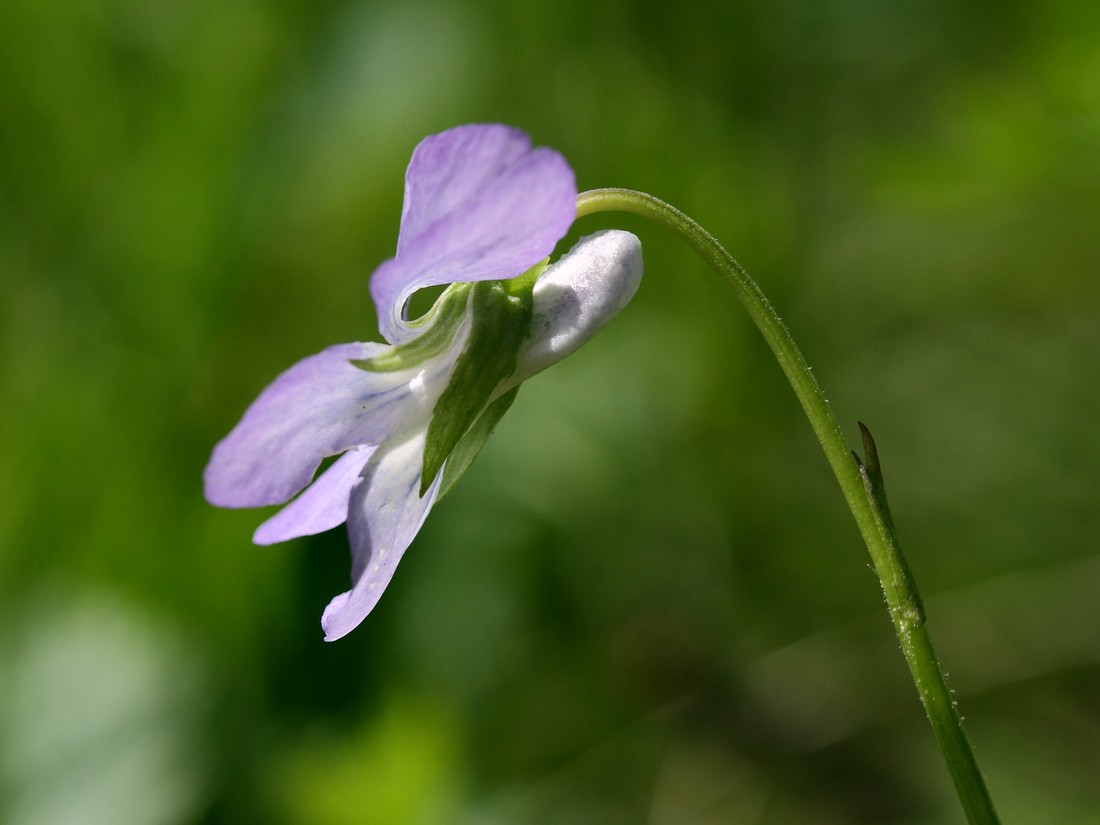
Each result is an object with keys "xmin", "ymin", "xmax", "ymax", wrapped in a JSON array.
[{"xmin": 512, "ymin": 230, "xmax": 643, "ymax": 384}]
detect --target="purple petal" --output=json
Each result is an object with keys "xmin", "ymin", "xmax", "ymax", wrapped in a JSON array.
[
  {"xmin": 321, "ymin": 430, "xmax": 441, "ymax": 641},
  {"xmin": 371, "ymin": 124, "xmax": 576, "ymax": 345},
  {"xmin": 204, "ymin": 336, "xmax": 461, "ymax": 509},
  {"xmin": 252, "ymin": 446, "xmax": 375, "ymax": 545}
]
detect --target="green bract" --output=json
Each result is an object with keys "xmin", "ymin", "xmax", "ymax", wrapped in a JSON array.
[
  {"xmin": 436, "ymin": 386, "xmax": 519, "ymax": 501},
  {"xmin": 420, "ymin": 262, "xmax": 544, "ymax": 494}
]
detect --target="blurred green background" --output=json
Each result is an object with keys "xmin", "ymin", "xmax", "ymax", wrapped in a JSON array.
[{"xmin": 2, "ymin": 0, "xmax": 1098, "ymax": 822}]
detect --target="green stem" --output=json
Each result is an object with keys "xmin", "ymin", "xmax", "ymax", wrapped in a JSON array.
[{"xmin": 576, "ymin": 188, "xmax": 1000, "ymax": 824}]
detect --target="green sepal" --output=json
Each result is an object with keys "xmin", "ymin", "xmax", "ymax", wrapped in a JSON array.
[
  {"xmin": 420, "ymin": 262, "xmax": 543, "ymax": 495},
  {"xmin": 352, "ymin": 283, "xmax": 473, "ymax": 373},
  {"xmin": 436, "ymin": 386, "xmax": 520, "ymax": 502}
]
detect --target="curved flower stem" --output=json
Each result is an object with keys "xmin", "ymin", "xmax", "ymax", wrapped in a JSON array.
[{"xmin": 576, "ymin": 188, "xmax": 1000, "ymax": 824}]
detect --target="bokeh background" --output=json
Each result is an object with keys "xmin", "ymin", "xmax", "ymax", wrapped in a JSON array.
[{"xmin": 2, "ymin": 0, "xmax": 1098, "ymax": 822}]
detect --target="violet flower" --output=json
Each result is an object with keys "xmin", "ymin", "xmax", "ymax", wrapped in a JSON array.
[{"xmin": 204, "ymin": 124, "xmax": 642, "ymax": 640}]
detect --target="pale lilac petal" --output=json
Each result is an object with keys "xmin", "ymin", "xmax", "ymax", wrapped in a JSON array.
[
  {"xmin": 371, "ymin": 124, "xmax": 576, "ymax": 345},
  {"xmin": 511, "ymin": 230, "xmax": 644, "ymax": 385},
  {"xmin": 252, "ymin": 446, "xmax": 375, "ymax": 545},
  {"xmin": 204, "ymin": 328, "xmax": 466, "ymax": 509},
  {"xmin": 397, "ymin": 125, "xmax": 530, "ymax": 251},
  {"xmin": 321, "ymin": 430, "xmax": 441, "ymax": 641}
]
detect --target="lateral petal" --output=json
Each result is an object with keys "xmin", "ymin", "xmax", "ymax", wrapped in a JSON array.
[
  {"xmin": 321, "ymin": 430, "xmax": 441, "ymax": 641},
  {"xmin": 252, "ymin": 445, "xmax": 375, "ymax": 545},
  {"xmin": 371, "ymin": 124, "xmax": 576, "ymax": 345},
  {"xmin": 204, "ymin": 328, "xmax": 465, "ymax": 509}
]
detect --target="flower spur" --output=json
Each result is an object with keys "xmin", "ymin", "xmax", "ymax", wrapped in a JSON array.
[{"xmin": 204, "ymin": 124, "xmax": 642, "ymax": 640}]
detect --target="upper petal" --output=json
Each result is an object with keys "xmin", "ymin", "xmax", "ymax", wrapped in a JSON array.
[
  {"xmin": 204, "ymin": 323, "xmax": 468, "ymax": 509},
  {"xmin": 370, "ymin": 124, "xmax": 576, "ymax": 345},
  {"xmin": 320, "ymin": 429, "xmax": 441, "ymax": 641}
]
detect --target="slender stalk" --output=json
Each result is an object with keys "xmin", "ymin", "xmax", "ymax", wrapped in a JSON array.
[{"xmin": 576, "ymin": 188, "xmax": 1000, "ymax": 824}]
